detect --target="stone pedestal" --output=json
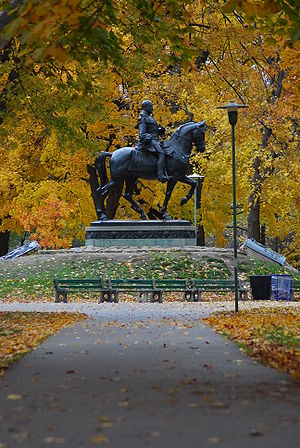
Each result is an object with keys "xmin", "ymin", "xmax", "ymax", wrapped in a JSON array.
[{"xmin": 85, "ymin": 220, "xmax": 195, "ymax": 248}]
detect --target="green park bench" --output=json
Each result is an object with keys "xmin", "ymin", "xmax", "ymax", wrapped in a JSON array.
[
  {"xmin": 102, "ymin": 278, "xmax": 245, "ymax": 302},
  {"xmin": 102, "ymin": 278, "xmax": 193, "ymax": 303},
  {"xmin": 53, "ymin": 277, "xmax": 248, "ymax": 303},
  {"xmin": 152, "ymin": 279, "xmax": 193, "ymax": 302},
  {"xmin": 101, "ymin": 279, "xmax": 159, "ymax": 303},
  {"xmin": 190, "ymin": 278, "xmax": 248, "ymax": 301},
  {"xmin": 53, "ymin": 278, "xmax": 104, "ymax": 303}
]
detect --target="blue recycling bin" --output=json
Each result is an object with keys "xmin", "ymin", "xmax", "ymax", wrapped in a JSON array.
[
  {"xmin": 250, "ymin": 274, "xmax": 292, "ymax": 300},
  {"xmin": 270, "ymin": 275, "xmax": 292, "ymax": 301}
]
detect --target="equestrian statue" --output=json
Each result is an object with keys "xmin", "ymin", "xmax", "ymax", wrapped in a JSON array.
[{"xmin": 95, "ymin": 100, "xmax": 206, "ymax": 221}]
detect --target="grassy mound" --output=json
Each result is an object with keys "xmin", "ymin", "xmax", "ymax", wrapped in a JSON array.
[{"xmin": 0, "ymin": 249, "xmax": 298, "ymax": 302}]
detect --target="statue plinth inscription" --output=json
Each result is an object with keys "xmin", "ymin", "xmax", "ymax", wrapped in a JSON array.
[{"xmin": 85, "ymin": 220, "xmax": 195, "ymax": 248}]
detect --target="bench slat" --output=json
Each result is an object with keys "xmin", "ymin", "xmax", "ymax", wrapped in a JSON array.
[
  {"xmin": 109, "ymin": 280, "xmax": 153, "ymax": 288},
  {"xmin": 57, "ymin": 286, "xmax": 101, "ymax": 290},
  {"xmin": 56, "ymin": 283, "xmax": 101, "ymax": 288}
]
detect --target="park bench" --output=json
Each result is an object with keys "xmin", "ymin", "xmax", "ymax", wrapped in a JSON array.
[
  {"xmin": 101, "ymin": 278, "xmax": 193, "ymax": 303},
  {"xmin": 100, "ymin": 279, "xmax": 160, "ymax": 303},
  {"xmin": 101, "ymin": 278, "xmax": 245, "ymax": 302},
  {"xmin": 152, "ymin": 279, "xmax": 193, "ymax": 302},
  {"xmin": 190, "ymin": 278, "xmax": 248, "ymax": 301},
  {"xmin": 54, "ymin": 278, "xmax": 104, "ymax": 303},
  {"xmin": 53, "ymin": 277, "xmax": 248, "ymax": 303}
]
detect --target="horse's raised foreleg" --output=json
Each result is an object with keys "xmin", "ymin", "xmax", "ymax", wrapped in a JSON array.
[
  {"xmin": 123, "ymin": 177, "xmax": 147, "ymax": 220},
  {"xmin": 97, "ymin": 179, "xmax": 116, "ymax": 220},
  {"xmin": 161, "ymin": 179, "xmax": 177, "ymax": 221},
  {"xmin": 180, "ymin": 175, "xmax": 198, "ymax": 206}
]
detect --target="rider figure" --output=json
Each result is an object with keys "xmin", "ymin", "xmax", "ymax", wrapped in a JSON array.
[{"xmin": 136, "ymin": 100, "xmax": 171, "ymax": 183}]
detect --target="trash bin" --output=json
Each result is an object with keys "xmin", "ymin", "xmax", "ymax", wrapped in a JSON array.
[
  {"xmin": 270, "ymin": 275, "xmax": 292, "ymax": 301},
  {"xmin": 250, "ymin": 275, "xmax": 272, "ymax": 300}
]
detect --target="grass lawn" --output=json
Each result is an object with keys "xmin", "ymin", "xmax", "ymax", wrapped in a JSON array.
[
  {"xmin": 204, "ymin": 308, "xmax": 300, "ymax": 378},
  {"xmin": 0, "ymin": 312, "xmax": 86, "ymax": 377}
]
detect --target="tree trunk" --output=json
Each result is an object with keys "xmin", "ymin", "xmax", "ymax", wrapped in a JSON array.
[
  {"xmin": 260, "ymin": 224, "xmax": 266, "ymax": 245},
  {"xmin": 270, "ymin": 236, "xmax": 280, "ymax": 253},
  {"xmin": 247, "ymin": 196, "xmax": 260, "ymax": 242},
  {"xmin": 247, "ymin": 155, "xmax": 263, "ymax": 242},
  {"xmin": 197, "ymin": 225, "xmax": 205, "ymax": 246},
  {"xmin": 0, "ymin": 229, "xmax": 9, "ymax": 256}
]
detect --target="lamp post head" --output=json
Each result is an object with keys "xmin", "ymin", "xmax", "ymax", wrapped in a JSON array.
[{"xmin": 217, "ymin": 101, "xmax": 248, "ymax": 126}]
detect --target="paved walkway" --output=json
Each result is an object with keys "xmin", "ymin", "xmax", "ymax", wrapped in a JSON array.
[{"xmin": 0, "ymin": 303, "xmax": 299, "ymax": 447}]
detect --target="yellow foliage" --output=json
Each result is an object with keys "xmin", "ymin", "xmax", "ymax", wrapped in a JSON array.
[{"xmin": 0, "ymin": 1, "xmax": 298, "ymax": 256}]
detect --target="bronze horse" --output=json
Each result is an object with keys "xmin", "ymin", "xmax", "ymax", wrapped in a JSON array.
[{"xmin": 95, "ymin": 121, "xmax": 206, "ymax": 220}]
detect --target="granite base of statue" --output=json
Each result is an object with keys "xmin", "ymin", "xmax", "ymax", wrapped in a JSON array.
[{"xmin": 85, "ymin": 220, "xmax": 195, "ymax": 248}]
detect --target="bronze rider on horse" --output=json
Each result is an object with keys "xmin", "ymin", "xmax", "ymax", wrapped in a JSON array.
[{"xmin": 136, "ymin": 100, "xmax": 172, "ymax": 183}]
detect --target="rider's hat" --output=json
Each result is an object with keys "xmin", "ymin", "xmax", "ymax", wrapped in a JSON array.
[{"xmin": 141, "ymin": 100, "xmax": 153, "ymax": 111}]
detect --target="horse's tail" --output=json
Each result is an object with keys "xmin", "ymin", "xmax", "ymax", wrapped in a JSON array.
[{"xmin": 95, "ymin": 152, "xmax": 112, "ymax": 190}]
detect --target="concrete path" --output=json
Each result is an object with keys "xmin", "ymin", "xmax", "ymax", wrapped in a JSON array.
[{"xmin": 0, "ymin": 304, "xmax": 299, "ymax": 447}]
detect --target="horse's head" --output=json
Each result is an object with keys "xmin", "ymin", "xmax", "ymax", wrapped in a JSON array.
[
  {"xmin": 192, "ymin": 121, "xmax": 206, "ymax": 153},
  {"xmin": 169, "ymin": 121, "xmax": 206, "ymax": 155}
]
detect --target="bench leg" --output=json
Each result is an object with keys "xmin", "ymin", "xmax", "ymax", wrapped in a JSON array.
[
  {"xmin": 193, "ymin": 289, "xmax": 201, "ymax": 302},
  {"xmin": 184, "ymin": 290, "xmax": 193, "ymax": 302},
  {"xmin": 99, "ymin": 290, "xmax": 112, "ymax": 303},
  {"xmin": 55, "ymin": 290, "xmax": 67, "ymax": 303},
  {"xmin": 239, "ymin": 290, "xmax": 248, "ymax": 301},
  {"xmin": 138, "ymin": 291, "xmax": 148, "ymax": 303},
  {"xmin": 111, "ymin": 290, "xmax": 118, "ymax": 303},
  {"xmin": 151, "ymin": 290, "xmax": 162, "ymax": 303}
]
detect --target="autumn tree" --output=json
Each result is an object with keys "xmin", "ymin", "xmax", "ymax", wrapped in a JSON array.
[
  {"xmin": 184, "ymin": 1, "xmax": 299, "ymax": 261},
  {"xmin": 0, "ymin": 0, "xmax": 200, "ymax": 251},
  {"xmin": 0, "ymin": 0, "xmax": 298, "ymax": 266}
]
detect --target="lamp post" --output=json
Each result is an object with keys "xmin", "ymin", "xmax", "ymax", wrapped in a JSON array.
[
  {"xmin": 187, "ymin": 174, "xmax": 205, "ymax": 246},
  {"xmin": 217, "ymin": 101, "xmax": 248, "ymax": 313}
]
